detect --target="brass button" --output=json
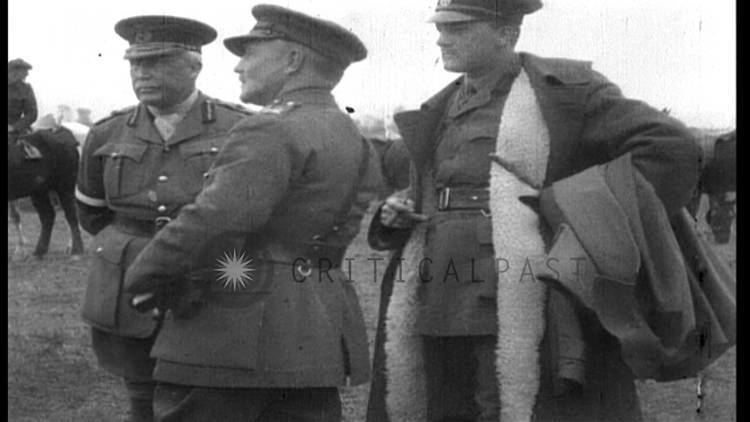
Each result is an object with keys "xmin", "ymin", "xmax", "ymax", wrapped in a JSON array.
[
  {"xmin": 332, "ymin": 226, "xmax": 340, "ymax": 232},
  {"xmin": 471, "ymin": 195, "xmax": 479, "ymax": 201},
  {"xmin": 158, "ymin": 175, "xmax": 168, "ymax": 183},
  {"xmin": 203, "ymin": 172, "xmax": 210, "ymax": 179},
  {"xmin": 110, "ymin": 152, "xmax": 118, "ymax": 158},
  {"xmin": 209, "ymin": 146, "xmax": 219, "ymax": 153},
  {"xmin": 157, "ymin": 205, "xmax": 168, "ymax": 213},
  {"xmin": 96, "ymin": 247, "xmax": 103, "ymax": 253}
]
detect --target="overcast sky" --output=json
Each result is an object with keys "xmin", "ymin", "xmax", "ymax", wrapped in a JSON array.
[{"xmin": 9, "ymin": 0, "xmax": 735, "ymax": 129}]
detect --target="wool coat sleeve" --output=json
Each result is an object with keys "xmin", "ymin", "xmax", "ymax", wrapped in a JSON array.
[
  {"xmin": 123, "ymin": 116, "xmax": 299, "ymax": 294},
  {"xmin": 577, "ymin": 70, "xmax": 701, "ymax": 214}
]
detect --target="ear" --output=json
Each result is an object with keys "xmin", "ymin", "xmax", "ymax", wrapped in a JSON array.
[
  {"xmin": 497, "ymin": 26, "xmax": 520, "ymax": 49},
  {"xmin": 190, "ymin": 61, "xmax": 203, "ymax": 79},
  {"xmin": 285, "ymin": 48, "xmax": 305, "ymax": 74}
]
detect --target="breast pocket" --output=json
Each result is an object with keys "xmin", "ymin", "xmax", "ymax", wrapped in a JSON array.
[
  {"xmin": 93, "ymin": 143, "xmax": 148, "ymax": 199},
  {"xmin": 178, "ymin": 139, "xmax": 223, "ymax": 195}
]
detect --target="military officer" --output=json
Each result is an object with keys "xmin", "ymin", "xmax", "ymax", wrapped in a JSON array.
[
  {"xmin": 367, "ymin": 0, "xmax": 700, "ymax": 421},
  {"xmin": 122, "ymin": 5, "xmax": 381, "ymax": 421},
  {"xmin": 75, "ymin": 15, "xmax": 252, "ymax": 422},
  {"xmin": 8, "ymin": 58, "xmax": 38, "ymax": 134}
]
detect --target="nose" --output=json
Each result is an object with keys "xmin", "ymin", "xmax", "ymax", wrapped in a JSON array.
[
  {"xmin": 131, "ymin": 63, "xmax": 151, "ymax": 79},
  {"xmin": 436, "ymin": 30, "xmax": 450, "ymax": 48}
]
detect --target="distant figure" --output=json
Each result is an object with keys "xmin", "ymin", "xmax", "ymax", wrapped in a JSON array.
[
  {"xmin": 693, "ymin": 129, "xmax": 736, "ymax": 243},
  {"xmin": 8, "ymin": 58, "xmax": 37, "ymax": 135},
  {"xmin": 76, "ymin": 107, "xmax": 94, "ymax": 127},
  {"xmin": 56, "ymin": 104, "xmax": 76, "ymax": 124},
  {"xmin": 33, "ymin": 113, "xmax": 59, "ymax": 131}
]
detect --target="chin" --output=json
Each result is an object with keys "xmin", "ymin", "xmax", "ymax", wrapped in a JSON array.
[
  {"xmin": 239, "ymin": 92, "xmax": 259, "ymax": 106},
  {"xmin": 442, "ymin": 63, "xmax": 465, "ymax": 74},
  {"xmin": 136, "ymin": 94, "xmax": 164, "ymax": 107}
]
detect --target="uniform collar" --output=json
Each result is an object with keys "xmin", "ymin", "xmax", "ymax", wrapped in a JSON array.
[
  {"xmin": 449, "ymin": 54, "xmax": 522, "ymax": 118},
  {"xmin": 466, "ymin": 53, "xmax": 521, "ymax": 95},
  {"xmin": 134, "ymin": 91, "xmax": 208, "ymax": 145},
  {"xmin": 146, "ymin": 89, "xmax": 199, "ymax": 117},
  {"xmin": 275, "ymin": 86, "xmax": 336, "ymax": 107}
]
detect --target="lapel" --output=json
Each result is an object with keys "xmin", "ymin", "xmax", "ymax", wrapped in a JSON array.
[
  {"xmin": 132, "ymin": 103, "xmax": 163, "ymax": 145},
  {"xmin": 132, "ymin": 93, "xmax": 209, "ymax": 146},
  {"xmin": 520, "ymin": 53, "xmax": 589, "ymax": 185},
  {"xmin": 165, "ymin": 92, "xmax": 208, "ymax": 146},
  {"xmin": 447, "ymin": 85, "xmax": 492, "ymax": 119},
  {"xmin": 394, "ymin": 77, "xmax": 461, "ymax": 171}
]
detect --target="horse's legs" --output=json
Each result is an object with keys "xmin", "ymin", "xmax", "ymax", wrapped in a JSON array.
[
  {"xmin": 29, "ymin": 192, "xmax": 55, "ymax": 258},
  {"xmin": 56, "ymin": 190, "xmax": 84, "ymax": 255},
  {"xmin": 9, "ymin": 201, "xmax": 26, "ymax": 256}
]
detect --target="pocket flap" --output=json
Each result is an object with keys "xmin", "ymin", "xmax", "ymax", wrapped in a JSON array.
[
  {"xmin": 461, "ymin": 126, "xmax": 497, "ymax": 143},
  {"xmin": 92, "ymin": 225, "xmax": 135, "ymax": 264},
  {"xmin": 93, "ymin": 142, "xmax": 148, "ymax": 163}
]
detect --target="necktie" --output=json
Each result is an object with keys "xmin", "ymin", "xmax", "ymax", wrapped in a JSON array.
[{"xmin": 154, "ymin": 113, "xmax": 181, "ymax": 141}]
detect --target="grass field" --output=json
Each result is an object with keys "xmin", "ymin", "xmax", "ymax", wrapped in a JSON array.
[{"xmin": 8, "ymin": 200, "xmax": 735, "ymax": 421}]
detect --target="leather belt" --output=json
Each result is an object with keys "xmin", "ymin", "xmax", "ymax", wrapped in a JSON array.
[
  {"xmin": 113, "ymin": 215, "xmax": 172, "ymax": 237},
  {"xmin": 244, "ymin": 237, "xmax": 347, "ymax": 270},
  {"xmin": 437, "ymin": 187, "xmax": 490, "ymax": 212}
]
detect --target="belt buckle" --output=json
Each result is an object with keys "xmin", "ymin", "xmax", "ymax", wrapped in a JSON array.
[
  {"xmin": 154, "ymin": 216, "xmax": 172, "ymax": 231},
  {"xmin": 438, "ymin": 187, "xmax": 451, "ymax": 211}
]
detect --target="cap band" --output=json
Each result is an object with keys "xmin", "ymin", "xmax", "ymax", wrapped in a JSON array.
[{"xmin": 124, "ymin": 42, "xmax": 201, "ymax": 59}]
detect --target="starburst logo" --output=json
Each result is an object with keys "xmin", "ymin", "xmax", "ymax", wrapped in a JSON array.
[{"xmin": 215, "ymin": 250, "xmax": 255, "ymax": 291}]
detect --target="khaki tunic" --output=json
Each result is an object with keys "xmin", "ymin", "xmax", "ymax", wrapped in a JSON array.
[
  {"xmin": 77, "ymin": 92, "xmax": 251, "ymax": 378},
  {"xmin": 123, "ymin": 87, "xmax": 383, "ymax": 388}
]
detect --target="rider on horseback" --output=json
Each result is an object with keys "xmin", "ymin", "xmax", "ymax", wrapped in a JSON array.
[{"xmin": 8, "ymin": 58, "xmax": 42, "ymax": 159}]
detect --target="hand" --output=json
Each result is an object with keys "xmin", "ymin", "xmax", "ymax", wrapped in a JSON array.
[
  {"xmin": 130, "ymin": 281, "xmax": 207, "ymax": 320},
  {"xmin": 380, "ymin": 196, "xmax": 428, "ymax": 228}
]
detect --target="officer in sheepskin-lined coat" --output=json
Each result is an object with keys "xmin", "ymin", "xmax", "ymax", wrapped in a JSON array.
[{"xmin": 366, "ymin": 1, "xmax": 709, "ymax": 421}]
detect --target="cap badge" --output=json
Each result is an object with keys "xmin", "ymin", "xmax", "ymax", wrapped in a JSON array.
[
  {"xmin": 134, "ymin": 29, "xmax": 153, "ymax": 43},
  {"xmin": 437, "ymin": 0, "xmax": 453, "ymax": 6}
]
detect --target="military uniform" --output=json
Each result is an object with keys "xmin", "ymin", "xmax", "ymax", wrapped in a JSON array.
[
  {"xmin": 123, "ymin": 6, "xmax": 378, "ymax": 421},
  {"xmin": 124, "ymin": 90, "xmax": 381, "ymax": 421},
  {"xmin": 8, "ymin": 59, "xmax": 37, "ymax": 134},
  {"xmin": 76, "ymin": 92, "xmax": 251, "ymax": 416},
  {"xmin": 75, "ymin": 15, "xmax": 250, "ymax": 422},
  {"xmin": 367, "ymin": 2, "xmax": 700, "ymax": 420}
]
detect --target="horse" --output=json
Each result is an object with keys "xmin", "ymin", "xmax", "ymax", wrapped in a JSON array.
[{"xmin": 8, "ymin": 127, "xmax": 84, "ymax": 258}]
